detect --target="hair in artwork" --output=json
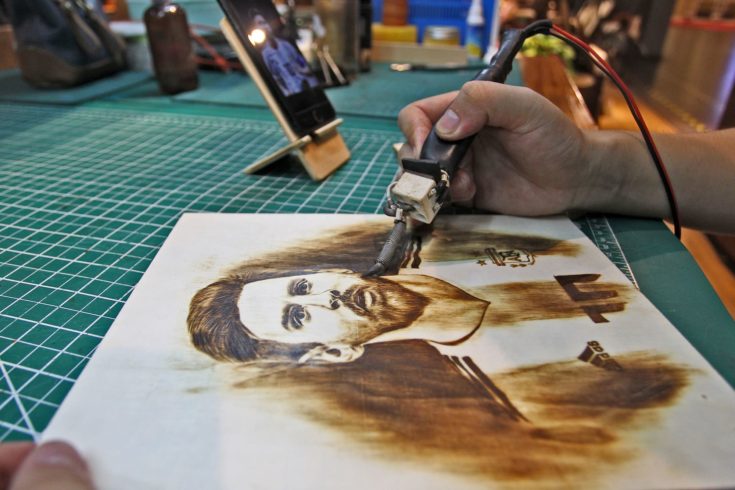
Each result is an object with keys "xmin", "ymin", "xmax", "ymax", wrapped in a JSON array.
[
  {"xmin": 223, "ymin": 221, "xmax": 579, "ymax": 279},
  {"xmin": 187, "ymin": 269, "xmax": 320, "ymax": 364},
  {"xmin": 237, "ymin": 345, "xmax": 692, "ymax": 484}
]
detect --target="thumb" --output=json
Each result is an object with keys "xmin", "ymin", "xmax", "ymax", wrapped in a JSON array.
[
  {"xmin": 10, "ymin": 441, "xmax": 94, "ymax": 490},
  {"xmin": 435, "ymin": 81, "xmax": 550, "ymax": 140}
]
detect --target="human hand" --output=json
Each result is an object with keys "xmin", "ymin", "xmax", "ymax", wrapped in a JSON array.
[
  {"xmin": 0, "ymin": 441, "xmax": 94, "ymax": 490},
  {"xmin": 398, "ymin": 81, "xmax": 599, "ymax": 216}
]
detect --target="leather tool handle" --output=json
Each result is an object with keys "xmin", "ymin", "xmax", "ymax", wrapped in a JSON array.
[{"xmin": 418, "ymin": 29, "xmax": 525, "ymax": 181}]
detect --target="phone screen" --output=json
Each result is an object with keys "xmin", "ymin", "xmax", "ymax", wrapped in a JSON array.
[{"xmin": 217, "ymin": 0, "xmax": 336, "ymax": 136}]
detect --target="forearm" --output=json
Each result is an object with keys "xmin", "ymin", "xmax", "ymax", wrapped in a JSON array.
[{"xmin": 580, "ymin": 129, "xmax": 735, "ymax": 234}]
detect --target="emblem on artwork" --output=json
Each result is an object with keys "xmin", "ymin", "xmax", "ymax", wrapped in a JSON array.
[
  {"xmin": 556, "ymin": 274, "xmax": 625, "ymax": 323},
  {"xmin": 483, "ymin": 247, "xmax": 536, "ymax": 267},
  {"xmin": 578, "ymin": 341, "xmax": 623, "ymax": 371}
]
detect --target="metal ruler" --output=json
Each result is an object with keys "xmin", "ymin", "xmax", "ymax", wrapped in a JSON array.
[{"xmin": 576, "ymin": 215, "xmax": 638, "ymax": 288}]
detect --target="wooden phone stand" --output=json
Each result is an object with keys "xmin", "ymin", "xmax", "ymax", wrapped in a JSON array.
[{"xmin": 220, "ymin": 18, "xmax": 350, "ymax": 181}]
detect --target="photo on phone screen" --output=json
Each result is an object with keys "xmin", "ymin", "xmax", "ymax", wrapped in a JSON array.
[{"xmin": 217, "ymin": 0, "xmax": 336, "ymax": 136}]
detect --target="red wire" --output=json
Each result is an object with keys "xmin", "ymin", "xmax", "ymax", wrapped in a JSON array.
[{"xmin": 549, "ymin": 25, "xmax": 681, "ymax": 238}]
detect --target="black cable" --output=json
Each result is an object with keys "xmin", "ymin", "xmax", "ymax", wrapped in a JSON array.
[{"xmin": 521, "ymin": 19, "xmax": 554, "ymax": 36}]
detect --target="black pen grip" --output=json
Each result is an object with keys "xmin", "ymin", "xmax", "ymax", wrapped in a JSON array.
[{"xmin": 418, "ymin": 29, "xmax": 525, "ymax": 179}]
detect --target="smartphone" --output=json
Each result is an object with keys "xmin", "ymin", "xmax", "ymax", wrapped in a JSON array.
[{"xmin": 217, "ymin": 0, "xmax": 336, "ymax": 137}]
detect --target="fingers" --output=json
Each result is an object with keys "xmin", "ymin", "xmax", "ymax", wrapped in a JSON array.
[
  {"xmin": 449, "ymin": 147, "xmax": 477, "ymax": 205},
  {"xmin": 398, "ymin": 91, "xmax": 458, "ymax": 152},
  {"xmin": 435, "ymin": 82, "xmax": 552, "ymax": 140},
  {"xmin": 9, "ymin": 441, "xmax": 94, "ymax": 490},
  {"xmin": 396, "ymin": 141, "xmax": 416, "ymax": 163},
  {"xmin": 0, "ymin": 443, "xmax": 35, "ymax": 489},
  {"xmin": 450, "ymin": 167, "xmax": 477, "ymax": 205},
  {"xmin": 399, "ymin": 82, "xmax": 557, "ymax": 154}
]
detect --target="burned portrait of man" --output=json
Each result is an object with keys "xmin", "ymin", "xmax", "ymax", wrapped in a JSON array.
[
  {"xmin": 42, "ymin": 214, "xmax": 735, "ymax": 490},
  {"xmin": 184, "ymin": 218, "xmax": 704, "ymax": 486}
]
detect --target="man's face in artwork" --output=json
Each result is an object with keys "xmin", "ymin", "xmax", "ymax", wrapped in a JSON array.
[{"xmin": 237, "ymin": 272, "xmax": 427, "ymax": 346}]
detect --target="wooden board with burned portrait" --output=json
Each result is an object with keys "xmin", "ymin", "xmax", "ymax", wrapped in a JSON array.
[{"xmin": 45, "ymin": 214, "xmax": 735, "ymax": 489}]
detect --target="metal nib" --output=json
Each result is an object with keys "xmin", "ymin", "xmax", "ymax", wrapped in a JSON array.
[{"xmin": 363, "ymin": 219, "xmax": 410, "ymax": 278}]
